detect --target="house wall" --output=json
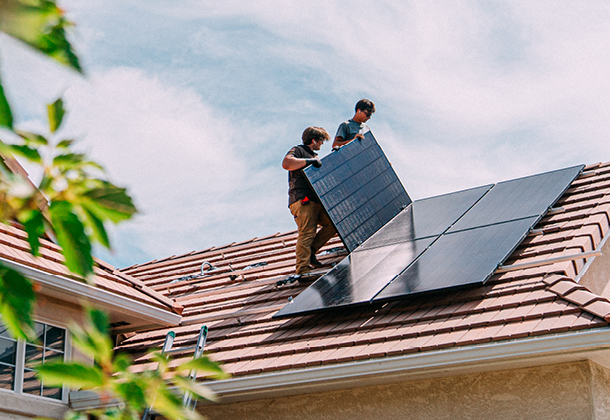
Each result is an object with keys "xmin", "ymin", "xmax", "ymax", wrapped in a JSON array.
[
  {"xmin": 0, "ymin": 296, "xmax": 85, "ymax": 420},
  {"xmin": 203, "ymin": 360, "xmax": 610, "ymax": 420}
]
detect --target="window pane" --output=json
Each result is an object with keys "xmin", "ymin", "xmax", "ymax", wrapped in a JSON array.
[
  {"xmin": 22, "ymin": 369, "xmax": 41, "ymax": 396},
  {"xmin": 32, "ymin": 322, "xmax": 45, "ymax": 344},
  {"xmin": 25, "ymin": 344, "xmax": 43, "ymax": 369},
  {"xmin": 0, "ymin": 324, "xmax": 11, "ymax": 339},
  {"xmin": 42, "ymin": 385, "xmax": 62, "ymax": 400},
  {"xmin": 45, "ymin": 327, "xmax": 65, "ymax": 351},
  {"xmin": 0, "ymin": 363, "xmax": 14, "ymax": 390},
  {"xmin": 0, "ymin": 338, "xmax": 16, "ymax": 366},
  {"xmin": 44, "ymin": 349, "xmax": 63, "ymax": 364}
]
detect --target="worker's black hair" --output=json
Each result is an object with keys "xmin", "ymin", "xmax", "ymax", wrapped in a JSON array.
[{"xmin": 355, "ymin": 99, "xmax": 375, "ymax": 114}]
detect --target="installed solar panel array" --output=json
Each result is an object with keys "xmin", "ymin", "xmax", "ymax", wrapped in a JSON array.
[{"xmin": 274, "ymin": 134, "xmax": 583, "ymax": 318}]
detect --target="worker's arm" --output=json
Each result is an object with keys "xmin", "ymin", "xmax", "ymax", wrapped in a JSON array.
[
  {"xmin": 332, "ymin": 134, "xmax": 364, "ymax": 149},
  {"xmin": 282, "ymin": 154, "xmax": 321, "ymax": 171}
]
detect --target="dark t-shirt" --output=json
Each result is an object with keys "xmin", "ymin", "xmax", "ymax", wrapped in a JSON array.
[{"xmin": 285, "ymin": 144, "xmax": 320, "ymax": 206}]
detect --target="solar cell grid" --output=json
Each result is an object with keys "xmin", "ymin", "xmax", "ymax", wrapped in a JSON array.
[
  {"xmin": 375, "ymin": 217, "xmax": 539, "ymax": 299},
  {"xmin": 448, "ymin": 165, "xmax": 583, "ymax": 233},
  {"xmin": 304, "ymin": 132, "xmax": 411, "ymax": 252},
  {"xmin": 273, "ymin": 235, "xmax": 436, "ymax": 317}
]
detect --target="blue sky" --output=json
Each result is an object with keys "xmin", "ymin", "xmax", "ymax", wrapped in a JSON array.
[{"xmin": 2, "ymin": 1, "xmax": 610, "ymax": 268}]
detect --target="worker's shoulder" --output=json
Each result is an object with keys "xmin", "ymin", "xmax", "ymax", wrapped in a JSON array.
[{"xmin": 286, "ymin": 144, "xmax": 309, "ymax": 157}]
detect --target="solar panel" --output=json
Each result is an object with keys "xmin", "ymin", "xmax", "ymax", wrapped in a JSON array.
[
  {"xmin": 304, "ymin": 132, "xmax": 411, "ymax": 252},
  {"xmin": 448, "ymin": 165, "xmax": 583, "ymax": 233},
  {"xmin": 274, "ymin": 235, "xmax": 437, "ymax": 317},
  {"xmin": 374, "ymin": 217, "xmax": 538, "ymax": 300},
  {"xmin": 359, "ymin": 184, "xmax": 492, "ymax": 250}
]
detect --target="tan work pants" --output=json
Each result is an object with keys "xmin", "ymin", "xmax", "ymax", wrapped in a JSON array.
[{"xmin": 289, "ymin": 200, "xmax": 336, "ymax": 274}]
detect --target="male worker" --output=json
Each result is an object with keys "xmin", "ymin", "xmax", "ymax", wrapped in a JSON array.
[
  {"xmin": 282, "ymin": 127, "xmax": 336, "ymax": 276},
  {"xmin": 332, "ymin": 99, "xmax": 376, "ymax": 149}
]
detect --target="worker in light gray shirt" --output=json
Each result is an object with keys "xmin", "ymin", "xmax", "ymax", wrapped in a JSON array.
[{"xmin": 332, "ymin": 99, "xmax": 376, "ymax": 149}]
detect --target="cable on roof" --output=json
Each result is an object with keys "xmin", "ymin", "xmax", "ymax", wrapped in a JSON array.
[{"xmin": 243, "ymin": 262, "xmax": 268, "ymax": 271}]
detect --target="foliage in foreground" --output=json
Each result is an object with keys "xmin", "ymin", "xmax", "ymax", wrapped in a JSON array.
[
  {"xmin": 0, "ymin": 96, "xmax": 136, "ymax": 339},
  {"xmin": 37, "ymin": 308, "xmax": 228, "ymax": 419},
  {"xmin": 0, "ymin": 2, "xmax": 227, "ymax": 419}
]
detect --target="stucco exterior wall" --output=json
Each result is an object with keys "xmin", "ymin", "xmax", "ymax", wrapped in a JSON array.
[{"xmin": 203, "ymin": 361, "xmax": 610, "ymax": 420}]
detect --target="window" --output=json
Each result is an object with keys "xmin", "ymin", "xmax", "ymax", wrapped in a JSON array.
[{"xmin": 0, "ymin": 321, "xmax": 66, "ymax": 401}]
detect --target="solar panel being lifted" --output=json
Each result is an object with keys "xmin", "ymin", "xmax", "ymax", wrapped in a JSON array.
[
  {"xmin": 304, "ymin": 131, "xmax": 411, "ymax": 252},
  {"xmin": 274, "ymin": 158, "xmax": 584, "ymax": 319}
]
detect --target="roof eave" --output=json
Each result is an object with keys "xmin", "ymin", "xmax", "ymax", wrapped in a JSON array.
[
  {"xmin": 0, "ymin": 257, "xmax": 182, "ymax": 327},
  {"xmin": 204, "ymin": 327, "xmax": 610, "ymax": 404}
]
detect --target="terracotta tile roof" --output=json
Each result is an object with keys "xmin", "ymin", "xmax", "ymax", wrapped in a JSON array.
[
  {"xmin": 118, "ymin": 163, "xmax": 610, "ymax": 378},
  {"xmin": 0, "ymin": 221, "xmax": 179, "ymax": 313}
]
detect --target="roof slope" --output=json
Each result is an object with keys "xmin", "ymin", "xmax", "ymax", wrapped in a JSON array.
[
  {"xmin": 118, "ymin": 162, "xmax": 610, "ymax": 377},
  {"xmin": 0, "ymin": 221, "xmax": 179, "ymax": 313}
]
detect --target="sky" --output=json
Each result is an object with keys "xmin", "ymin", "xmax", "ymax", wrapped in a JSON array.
[{"xmin": 1, "ymin": 1, "xmax": 610, "ymax": 268}]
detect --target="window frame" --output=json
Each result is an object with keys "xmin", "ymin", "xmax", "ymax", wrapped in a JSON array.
[{"xmin": 0, "ymin": 317, "xmax": 71, "ymax": 404}]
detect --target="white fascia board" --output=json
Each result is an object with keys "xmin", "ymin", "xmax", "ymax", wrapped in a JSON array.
[
  {"xmin": 206, "ymin": 327, "xmax": 610, "ymax": 404},
  {"xmin": 0, "ymin": 257, "xmax": 181, "ymax": 326}
]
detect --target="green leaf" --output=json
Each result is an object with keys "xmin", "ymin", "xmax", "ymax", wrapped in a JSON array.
[
  {"xmin": 57, "ymin": 139, "xmax": 74, "ymax": 149},
  {"xmin": 0, "ymin": 0, "xmax": 83, "ymax": 73},
  {"xmin": 15, "ymin": 130, "xmax": 48, "ymax": 146},
  {"xmin": 18, "ymin": 209, "xmax": 45, "ymax": 255},
  {"xmin": 153, "ymin": 384, "xmax": 202, "ymax": 420},
  {"xmin": 0, "ymin": 75, "xmax": 13, "ymax": 129},
  {"xmin": 177, "ymin": 356, "xmax": 228, "ymax": 379},
  {"xmin": 35, "ymin": 362, "xmax": 104, "ymax": 388},
  {"xmin": 81, "ymin": 206, "xmax": 110, "ymax": 248},
  {"xmin": 49, "ymin": 200, "xmax": 93, "ymax": 278},
  {"xmin": 89, "ymin": 307, "xmax": 109, "ymax": 337},
  {"xmin": 0, "ymin": 263, "xmax": 35, "ymax": 340},
  {"xmin": 53, "ymin": 152, "xmax": 85, "ymax": 168},
  {"xmin": 173, "ymin": 375, "xmax": 218, "ymax": 402},
  {"xmin": 0, "ymin": 144, "xmax": 42, "ymax": 163},
  {"xmin": 81, "ymin": 185, "xmax": 137, "ymax": 223},
  {"xmin": 47, "ymin": 97, "xmax": 65, "ymax": 132},
  {"xmin": 114, "ymin": 379, "xmax": 147, "ymax": 411},
  {"xmin": 112, "ymin": 353, "xmax": 132, "ymax": 373}
]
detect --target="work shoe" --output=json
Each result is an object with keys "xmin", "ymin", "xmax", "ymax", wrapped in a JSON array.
[
  {"xmin": 297, "ymin": 272, "xmax": 321, "ymax": 283},
  {"xmin": 310, "ymin": 253, "xmax": 324, "ymax": 269}
]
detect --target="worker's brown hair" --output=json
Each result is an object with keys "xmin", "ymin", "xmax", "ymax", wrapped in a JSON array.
[{"xmin": 302, "ymin": 126, "xmax": 330, "ymax": 145}]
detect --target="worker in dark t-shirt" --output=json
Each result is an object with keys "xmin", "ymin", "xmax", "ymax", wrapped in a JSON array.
[{"xmin": 282, "ymin": 127, "xmax": 336, "ymax": 276}]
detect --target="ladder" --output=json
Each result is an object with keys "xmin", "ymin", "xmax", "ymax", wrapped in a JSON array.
[{"xmin": 142, "ymin": 325, "xmax": 209, "ymax": 420}]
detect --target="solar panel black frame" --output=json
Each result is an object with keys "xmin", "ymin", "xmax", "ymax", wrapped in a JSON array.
[{"xmin": 304, "ymin": 131, "xmax": 411, "ymax": 252}]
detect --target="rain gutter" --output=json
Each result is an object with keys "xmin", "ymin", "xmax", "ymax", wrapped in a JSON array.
[{"xmin": 205, "ymin": 327, "xmax": 610, "ymax": 404}]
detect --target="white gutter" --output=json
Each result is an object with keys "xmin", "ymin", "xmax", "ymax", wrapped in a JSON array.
[
  {"xmin": 0, "ymin": 257, "xmax": 182, "ymax": 326},
  {"xmin": 205, "ymin": 327, "xmax": 610, "ymax": 404}
]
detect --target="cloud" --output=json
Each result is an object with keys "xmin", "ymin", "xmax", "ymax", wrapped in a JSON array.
[
  {"xmin": 62, "ymin": 67, "xmax": 291, "ymax": 263},
  {"xmin": 7, "ymin": 0, "xmax": 610, "ymax": 266}
]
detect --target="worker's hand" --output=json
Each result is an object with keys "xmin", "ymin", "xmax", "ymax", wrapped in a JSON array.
[
  {"xmin": 354, "ymin": 134, "xmax": 364, "ymax": 141},
  {"xmin": 304, "ymin": 157, "xmax": 322, "ymax": 168}
]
